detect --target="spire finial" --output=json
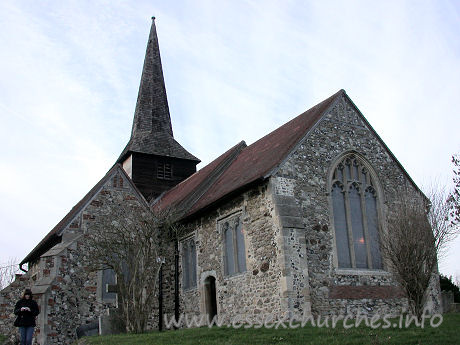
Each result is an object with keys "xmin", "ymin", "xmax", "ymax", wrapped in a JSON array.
[
  {"xmin": 128, "ymin": 17, "xmax": 172, "ymax": 139},
  {"xmin": 117, "ymin": 18, "xmax": 200, "ymax": 164}
]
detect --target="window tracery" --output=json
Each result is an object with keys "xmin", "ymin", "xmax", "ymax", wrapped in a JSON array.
[{"xmin": 330, "ymin": 154, "xmax": 383, "ymax": 269}]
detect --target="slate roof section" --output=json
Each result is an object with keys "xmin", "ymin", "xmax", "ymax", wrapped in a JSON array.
[
  {"xmin": 154, "ymin": 90, "xmax": 343, "ymax": 218},
  {"xmin": 117, "ymin": 18, "xmax": 199, "ymax": 163},
  {"xmin": 20, "ymin": 164, "xmax": 148, "ymax": 266}
]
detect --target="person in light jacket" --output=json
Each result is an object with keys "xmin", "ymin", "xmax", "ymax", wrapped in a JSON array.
[{"xmin": 14, "ymin": 289, "xmax": 40, "ymax": 345}]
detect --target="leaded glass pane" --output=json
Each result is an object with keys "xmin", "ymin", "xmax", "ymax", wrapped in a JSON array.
[
  {"xmin": 349, "ymin": 185, "xmax": 368, "ymax": 268},
  {"xmin": 346, "ymin": 161, "xmax": 352, "ymax": 180},
  {"xmin": 361, "ymin": 169, "xmax": 367, "ymax": 185},
  {"xmin": 182, "ymin": 242, "xmax": 190, "ymax": 289},
  {"xmin": 191, "ymin": 241, "xmax": 197, "ymax": 287},
  {"xmin": 102, "ymin": 268, "xmax": 116, "ymax": 300},
  {"xmin": 224, "ymin": 223, "xmax": 235, "ymax": 275},
  {"xmin": 332, "ymin": 155, "xmax": 384, "ymax": 270},
  {"xmin": 235, "ymin": 218, "xmax": 247, "ymax": 273},
  {"xmin": 353, "ymin": 163, "xmax": 359, "ymax": 181},
  {"xmin": 365, "ymin": 190, "xmax": 383, "ymax": 269},
  {"xmin": 337, "ymin": 166, "xmax": 343, "ymax": 182},
  {"xmin": 332, "ymin": 184, "xmax": 351, "ymax": 268},
  {"xmin": 182, "ymin": 238, "xmax": 197, "ymax": 289}
]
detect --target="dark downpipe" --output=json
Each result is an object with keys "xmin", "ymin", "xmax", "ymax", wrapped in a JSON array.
[
  {"xmin": 158, "ymin": 265, "xmax": 163, "ymax": 331},
  {"xmin": 174, "ymin": 240, "xmax": 179, "ymax": 325}
]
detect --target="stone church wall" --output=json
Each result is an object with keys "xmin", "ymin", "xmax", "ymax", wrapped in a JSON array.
[
  {"xmin": 1, "ymin": 90, "xmax": 443, "ymax": 343},
  {"xmin": 273, "ymin": 94, "xmax": 441, "ymax": 317},
  {"xmin": 0, "ymin": 168, "xmax": 158, "ymax": 344},
  {"xmin": 179, "ymin": 182, "xmax": 287, "ymax": 324}
]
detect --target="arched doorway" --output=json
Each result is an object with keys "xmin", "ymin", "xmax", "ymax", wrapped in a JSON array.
[{"xmin": 204, "ymin": 276, "xmax": 217, "ymax": 323}]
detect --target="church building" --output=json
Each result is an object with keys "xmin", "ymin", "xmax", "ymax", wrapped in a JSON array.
[{"xmin": 0, "ymin": 18, "xmax": 440, "ymax": 344}]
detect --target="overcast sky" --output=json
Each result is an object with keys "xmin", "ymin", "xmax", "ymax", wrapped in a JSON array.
[{"xmin": 1, "ymin": 1, "xmax": 459, "ymax": 280}]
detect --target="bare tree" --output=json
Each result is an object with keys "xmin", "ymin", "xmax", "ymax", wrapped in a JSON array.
[
  {"xmin": 83, "ymin": 196, "xmax": 184, "ymax": 333},
  {"xmin": 426, "ymin": 184, "xmax": 459, "ymax": 260},
  {"xmin": 0, "ymin": 258, "xmax": 19, "ymax": 290},
  {"xmin": 450, "ymin": 154, "xmax": 460, "ymax": 226},
  {"xmin": 380, "ymin": 187, "xmax": 458, "ymax": 319}
]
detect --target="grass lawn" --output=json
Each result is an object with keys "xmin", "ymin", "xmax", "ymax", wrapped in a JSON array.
[
  {"xmin": 0, "ymin": 334, "xmax": 6, "ymax": 343},
  {"xmin": 78, "ymin": 313, "xmax": 460, "ymax": 345}
]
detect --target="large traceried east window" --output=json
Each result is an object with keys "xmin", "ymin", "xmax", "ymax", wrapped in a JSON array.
[
  {"xmin": 330, "ymin": 154, "xmax": 383, "ymax": 270},
  {"xmin": 221, "ymin": 214, "xmax": 247, "ymax": 276}
]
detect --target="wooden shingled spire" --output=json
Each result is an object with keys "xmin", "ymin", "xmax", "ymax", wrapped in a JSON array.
[{"xmin": 118, "ymin": 18, "xmax": 199, "ymax": 163}]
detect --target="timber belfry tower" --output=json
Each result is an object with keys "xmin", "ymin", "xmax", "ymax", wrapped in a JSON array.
[
  {"xmin": 0, "ymin": 18, "xmax": 200, "ymax": 344},
  {"xmin": 0, "ymin": 16, "xmax": 442, "ymax": 345}
]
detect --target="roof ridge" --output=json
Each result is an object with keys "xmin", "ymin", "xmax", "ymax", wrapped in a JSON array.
[
  {"xmin": 251, "ymin": 89, "xmax": 343, "ymax": 152},
  {"xmin": 184, "ymin": 90, "xmax": 343, "ymax": 217},
  {"xmin": 265, "ymin": 89, "xmax": 344, "ymax": 178},
  {"xmin": 20, "ymin": 164, "xmax": 146, "ymax": 266},
  {"xmin": 153, "ymin": 140, "xmax": 247, "ymax": 215},
  {"xmin": 340, "ymin": 90, "xmax": 423, "ymax": 195},
  {"xmin": 20, "ymin": 164, "xmax": 121, "ymax": 265},
  {"xmin": 177, "ymin": 141, "xmax": 246, "ymax": 217}
]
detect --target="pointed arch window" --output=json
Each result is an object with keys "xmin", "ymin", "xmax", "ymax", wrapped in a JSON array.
[
  {"xmin": 221, "ymin": 214, "xmax": 246, "ymax": 276},
  {"xmin": 330, "ymin": 154, "xmax": 383, "ymax": 269},
  {"xmin": 182, "ymin": 237, "xmax": 197, "ymax": 290}
]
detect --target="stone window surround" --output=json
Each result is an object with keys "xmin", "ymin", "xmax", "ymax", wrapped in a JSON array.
[
  {"xmin": 327, "ymin": 150, "xmax": 388, "ymax": 273},
  {"xmin": 180, "ymin": 232, "xmax": 198, "ymax": 292},
  {"xmin": 217, "ymin": 210, "xmax": 248, "ymax": 279},
  {"xmin": 334, "ymin": 268, "xmax": 391, "ymax": 276}
]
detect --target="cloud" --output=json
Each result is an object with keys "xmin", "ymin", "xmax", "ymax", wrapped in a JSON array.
[{"xmin": 0, "ymin": 0, "xmax": 459, "ymax": 276}]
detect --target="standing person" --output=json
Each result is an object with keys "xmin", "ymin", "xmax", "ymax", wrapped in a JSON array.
[{"xmin": 14, "ymin": 288, "xmax": 40, "ymax": 345}]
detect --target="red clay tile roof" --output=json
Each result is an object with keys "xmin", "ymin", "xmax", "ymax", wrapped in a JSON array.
[{"xmin": 155, "ymin": 90, "xmax": 343, "ymax": 218}]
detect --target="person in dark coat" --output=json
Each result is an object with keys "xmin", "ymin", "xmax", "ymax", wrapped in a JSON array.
[{"xmin": 14, "ymin": 289, "xmax": 40, "ymax": 345}]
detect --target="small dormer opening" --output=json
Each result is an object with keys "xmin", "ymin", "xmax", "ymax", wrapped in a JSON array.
[{"xmin": 157, "ymin": 161, "xmax": 172, "ymax": 180}]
